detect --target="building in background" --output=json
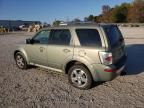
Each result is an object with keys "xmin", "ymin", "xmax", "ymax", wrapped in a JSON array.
[{"xmin": 0, "ymin": 20, "xmax": 41, "ymax": 30}]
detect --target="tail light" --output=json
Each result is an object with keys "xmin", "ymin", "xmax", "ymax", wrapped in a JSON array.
[
  {"xmin": 104, "ymin": 69, "xmax": 114, "ymax": 72},
  {"xmin": 99, "ymin": 52, "xmax": 112, "ymax": 65}
]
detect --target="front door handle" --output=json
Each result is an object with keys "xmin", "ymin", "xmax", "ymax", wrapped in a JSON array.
[
  {"xmin": 39, "ymin": 47, "xmax": 45, "ymax": 52},
  {"xmin": 63, "ymin": 49, "xmax": 70, "ymax": 53}
]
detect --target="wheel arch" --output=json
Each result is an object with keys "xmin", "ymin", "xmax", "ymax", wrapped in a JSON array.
[
  {"xmin": 64, "ymin": 59, "xmax": 97, "ymax": 81},
  {"xmin": 14, "ymin": 49, "xmax": 29, "ymax": 64}
]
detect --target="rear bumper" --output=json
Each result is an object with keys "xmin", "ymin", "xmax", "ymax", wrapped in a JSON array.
[{"xmin": 92, "ymin": 54, "xmax": 127, "ymax": 82}]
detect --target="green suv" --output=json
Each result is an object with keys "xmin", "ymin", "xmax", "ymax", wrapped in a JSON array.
[{"xmin": 14, "ymin": 24, "xmax": 127, "ymax": 89}]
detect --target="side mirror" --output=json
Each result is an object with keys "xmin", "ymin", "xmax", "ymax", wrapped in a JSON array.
[{"xmin": 26, "ymin": 38, "xmax": 32, "ymax": 44}]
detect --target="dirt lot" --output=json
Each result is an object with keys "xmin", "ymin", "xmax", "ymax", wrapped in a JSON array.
[{"xmin": 0, "ymin": 27, "xmax": 144, "ymax": 108}]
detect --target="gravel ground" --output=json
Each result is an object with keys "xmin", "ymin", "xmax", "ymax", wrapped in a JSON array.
[{"xmin": 0, "ymin": 28, "xmax": 144, "ymax": 108}]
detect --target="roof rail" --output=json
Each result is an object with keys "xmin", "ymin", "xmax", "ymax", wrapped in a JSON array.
[{"xmin": 59, "ymin": 21, "xmax": 100, "ymax": 26}]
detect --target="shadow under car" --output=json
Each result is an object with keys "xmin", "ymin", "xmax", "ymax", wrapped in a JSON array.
[{"xmin": 125, "ymin": 44, "xmax": 144, "ymax": 75}]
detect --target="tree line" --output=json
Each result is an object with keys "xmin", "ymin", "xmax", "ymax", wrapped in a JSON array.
[
  {"xmin": 53, "ymin": 0, "xmax": 144, "ymax": 26},
  {"xmin": 85, "ymin": 0, "xmax": 144, "ymax": 23}
]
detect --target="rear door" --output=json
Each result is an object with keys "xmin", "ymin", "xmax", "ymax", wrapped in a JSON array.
[{"xmin": 47, "ymin": 29, "xmax": 73, "ymax": 70}]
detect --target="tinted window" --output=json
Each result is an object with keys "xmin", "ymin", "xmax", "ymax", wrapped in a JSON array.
[
  {"xmin": 103, "ymin": 26, "xmax": 123, "ymax": 47},
  {"xmin": 76, "ymin": 29, "xmax": 102, "ymax": 47},
  {"xmin": 33, "ymin": 30, "xmax": 50, "ymax": 44},
  {"xmin": 49, "ymin": 29, "xmax": 71, "ymax": 45}
]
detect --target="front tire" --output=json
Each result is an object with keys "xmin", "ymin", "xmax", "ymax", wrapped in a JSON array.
[
  {"xmin": 68, "ymin": 65, "xmax": 93, "ymax": 90},
  {"xmin": 15, "ymin": 52, "xmax": 28, "ymax": 69}
]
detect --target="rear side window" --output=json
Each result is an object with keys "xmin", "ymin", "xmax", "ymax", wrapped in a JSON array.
[
  {"xmin": 76, "ymin": 29, "xmax": 102, "ymax": 47},
  {"xmin": 49, "ymin": 29, "xmax": 71, "ymax": 45}
]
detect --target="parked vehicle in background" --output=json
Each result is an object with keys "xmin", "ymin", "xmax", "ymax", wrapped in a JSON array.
[
  {"xmin": 14, "ymin": 24, "xmax": 127, "ymax": 89},
  {"xmin": 0, "ymin": 26, "xmax": 6, "ymax": 34}
]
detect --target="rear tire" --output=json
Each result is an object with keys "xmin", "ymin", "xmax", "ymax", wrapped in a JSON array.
[
  {"xmin": 15, "ymin": 52, "xmax": 28, "ymax": 70},
  {"xmin": 68, "ymin": 65, "xmax": 93, "ymax": 90}
]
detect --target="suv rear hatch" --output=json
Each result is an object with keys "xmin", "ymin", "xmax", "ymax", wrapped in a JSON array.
[{"xmin": 103, "ymin": 25, "xmax": 125, "ymax": 64}]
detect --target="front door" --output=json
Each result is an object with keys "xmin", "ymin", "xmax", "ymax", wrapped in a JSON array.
[{"xmin": 25, "ymin": 30, "xmax": 50, "ymax": 66}]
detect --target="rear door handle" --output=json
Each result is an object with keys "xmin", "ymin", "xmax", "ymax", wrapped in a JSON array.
[{"xmin": 63, "ymin": 49, "xmax": 70, "ymax": 53}]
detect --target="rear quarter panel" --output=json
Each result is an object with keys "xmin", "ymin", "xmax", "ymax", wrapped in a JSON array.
[
  {"xmin": 72, "ymin": 26, "xmax": 107, "ymax": 64},
  {"xmin": 70, "ymin": 26, "xmax": 108, "ymax": 81}
]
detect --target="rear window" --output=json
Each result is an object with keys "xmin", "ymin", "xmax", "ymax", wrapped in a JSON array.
[
  {"xmin": 103, "ymin": 26, "xmax": 123, "ymax": 47},
  {"xmin": 76, "ymin": 29, "xmax": 102, "ymax": 47}
]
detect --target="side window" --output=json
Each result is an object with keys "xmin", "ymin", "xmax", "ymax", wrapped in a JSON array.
[
  {"xmin": 33, "ymin": 30, "xmax": 50, "ymax": 44},
  {"xmin": 49, "ymin": 29, "xmax": 71, "ymax": 45},
  {"xmin": 76, "ymin": 29, "xmax": 102, "ymax": 47}
]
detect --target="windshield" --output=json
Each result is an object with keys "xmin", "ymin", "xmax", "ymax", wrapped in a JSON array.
[{"xmin": 103, "ymin": 25, "xmax": 123, "ymax": 47}]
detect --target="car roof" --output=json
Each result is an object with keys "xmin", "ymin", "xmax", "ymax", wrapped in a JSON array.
[{"xmin": 41, "ymin": 24, "xmax": 116, "ymax": 30}]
